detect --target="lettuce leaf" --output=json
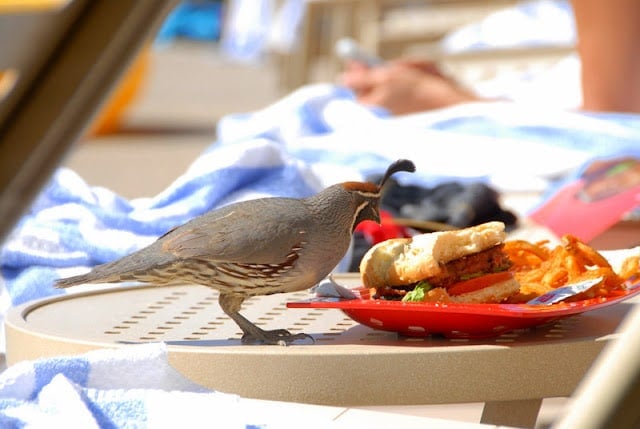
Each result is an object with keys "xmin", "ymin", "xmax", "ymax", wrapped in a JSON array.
[{"xmin": 402, "ymin": 281, "xmax": 433, "ymax": 302}]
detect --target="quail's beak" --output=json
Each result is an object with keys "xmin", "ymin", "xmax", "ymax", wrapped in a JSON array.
[
  {"xmin": 354, "ymin": 197, "xmax": 383, "ymax": 231},
  {"xmin": 372, "ymin": 203, "xmax": 381, "ymax": 224},
  {"xmin": 372, "ymin": 212, "xmax": 381, "ymax": 225}
]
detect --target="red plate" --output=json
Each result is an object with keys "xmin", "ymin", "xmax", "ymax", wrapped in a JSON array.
[{"xmin": 287, "ymin": 286, "xmax": 640, "ymax": 339}]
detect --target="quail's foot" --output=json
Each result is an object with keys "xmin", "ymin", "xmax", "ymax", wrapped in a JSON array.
[
  {"xmin": 240, "ymin": 327, "xmax": 314, "ymax": 346},
  {"xmin": 228, "ymin": 308, "xmax": 314, "ymax": 345}
]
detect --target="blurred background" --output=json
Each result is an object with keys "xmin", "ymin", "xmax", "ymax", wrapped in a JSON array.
[{"xmin": 1, "ymin": 0, "xmax": 578, "ymax": 199}]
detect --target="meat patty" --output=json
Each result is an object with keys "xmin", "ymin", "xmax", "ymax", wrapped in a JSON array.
[{"xmin": 427, "ymin": 244, "xmax": 512, "ymax": 289}]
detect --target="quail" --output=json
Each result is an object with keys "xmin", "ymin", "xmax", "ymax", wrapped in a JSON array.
[{"xmin": 55, "ymin": 159, "xmax": 416, "ymax": 345}]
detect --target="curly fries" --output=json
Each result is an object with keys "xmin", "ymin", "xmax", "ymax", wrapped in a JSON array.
[{"xmin": 504, "ymin": 235, "xmax": 639, "ymax": 303}]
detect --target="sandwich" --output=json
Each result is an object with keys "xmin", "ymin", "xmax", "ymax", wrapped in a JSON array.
[{"xmin": 359, "ymin": 221, "xmax": 519, "ymax": 303}]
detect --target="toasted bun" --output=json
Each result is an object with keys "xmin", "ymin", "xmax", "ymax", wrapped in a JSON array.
[
  {"xmin": 360, "ymin": 221, "xmax": 506, "ymax": 288},
  {"xmin": 451, "ymin": 276, "xmax": 520, "ymax": 304}
]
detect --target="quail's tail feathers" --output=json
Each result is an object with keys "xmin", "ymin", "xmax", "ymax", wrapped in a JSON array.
[
  {"xmin": 54, "ymin": 261, "xmax": 143, "ymax": 288},
  {"xmin": 54, "ymin": 242, "xmax": 174, "ymax": 289},
  {"xmin": 54, "ymin": 273, "xmax": 113, "ymax": 288}
]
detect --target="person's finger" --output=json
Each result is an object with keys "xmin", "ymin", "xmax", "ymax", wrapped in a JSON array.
[{"xmin": 339, "ymin": 67, "xmax": 376, "ymax": 93}]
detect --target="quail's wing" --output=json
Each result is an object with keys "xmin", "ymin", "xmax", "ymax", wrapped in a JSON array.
[{"xmin": 160, "ymin": 199, "xmax": 308, "ymax": 264}]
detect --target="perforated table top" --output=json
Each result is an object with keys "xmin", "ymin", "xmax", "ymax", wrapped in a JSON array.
[{"xmin": 5, "ymin": 273, "xmax": 635, "ymax": 409}]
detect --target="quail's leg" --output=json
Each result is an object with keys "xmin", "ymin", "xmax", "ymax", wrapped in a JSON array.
[{"xmin": 219, "ymin": 293, "xmax": 313, "ymax": 345}]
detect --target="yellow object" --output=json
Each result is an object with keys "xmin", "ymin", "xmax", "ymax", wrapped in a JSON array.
[
  {"xmin": 0, "ymin": 0, "xmax": 66, "ymax": 12},
  {"xmin": 0, "ymin": 69, "xmax": 18, "ymax": 98},
  {"xmin": 89, "ymin": 49, "xmax": 150, "ymax": 135}
]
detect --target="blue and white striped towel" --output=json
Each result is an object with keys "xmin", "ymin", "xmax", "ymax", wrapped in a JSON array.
[{"xmin": 0, "ymin": 342, "xmax": 348, "ymax": 428}]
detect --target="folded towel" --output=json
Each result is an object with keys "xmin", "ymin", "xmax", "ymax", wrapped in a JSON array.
[{"xmin": 0, "ymin": 342, "xmax": 312, "ymax": 428}]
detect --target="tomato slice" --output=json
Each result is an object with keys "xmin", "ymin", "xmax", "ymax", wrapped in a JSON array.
[{"xmin": 448, "ymin": 272, "xmax": 514, "ymax": 296}]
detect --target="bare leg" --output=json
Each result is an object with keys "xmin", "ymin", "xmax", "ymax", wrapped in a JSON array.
[
  {"xmin": 218, "ymin": 293, "xmax": 313, "ymax": 345},
  {"xmin": 572, "ymin": 0, "xmax": 640, "ymax": 112}
]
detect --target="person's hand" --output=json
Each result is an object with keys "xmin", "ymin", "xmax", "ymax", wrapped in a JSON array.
[{"xmin": 339, "ymin": 59, "xmax": 480, "ymax": 115}]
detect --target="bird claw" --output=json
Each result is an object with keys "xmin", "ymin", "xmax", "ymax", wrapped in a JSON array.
[
  {"xmin": 222, "ymin": 300, "xmax": 315, "ymax": 345},
  {"xmin": 241, "ymin": 329, "xmax": 315, "ymax": 346}
]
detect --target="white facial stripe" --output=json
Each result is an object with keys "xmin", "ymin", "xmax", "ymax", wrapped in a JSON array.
[
  {"xmin": 357, "ymin": 190, "xmax": 380, "ymax": 198},
  {"xmin": 352, "ymin": 200, "xmax": 372, "ymax": 231}
]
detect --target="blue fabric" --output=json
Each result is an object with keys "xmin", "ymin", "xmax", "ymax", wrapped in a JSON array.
[
  {"xmin": 0, "ymin": 343, "xmax": 275, "ymax": 428},
  {"xmin": 156, "ymin": 1, "xmax": 223, "ymax": 42}
]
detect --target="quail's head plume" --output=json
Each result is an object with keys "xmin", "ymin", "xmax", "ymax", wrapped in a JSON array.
[{"xmin": 55, "ymin": 159, "xmax": 416, "ymax": 344}]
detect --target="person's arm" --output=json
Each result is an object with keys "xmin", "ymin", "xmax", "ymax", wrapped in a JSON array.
[
  {"xmin": 572, "ymin": 0, "xmax": 640, "ymax": 113},
  {"xmin": 339, "ymin": 59, "xmax": 479, "ymax": 115}
]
